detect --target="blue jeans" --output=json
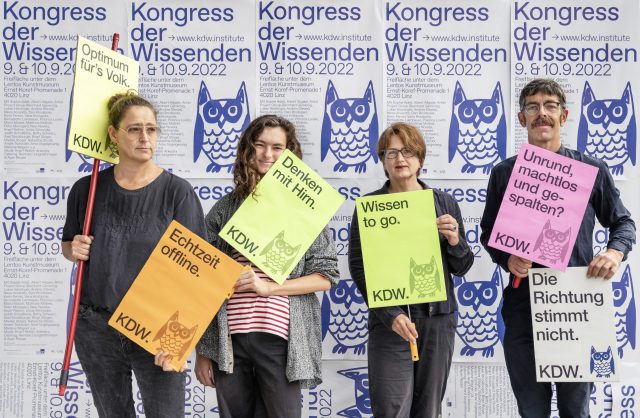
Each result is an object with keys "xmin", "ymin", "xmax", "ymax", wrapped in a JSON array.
[
  {"xmin": 75, "ymin": 305, "xmax": 186, "ymax": 418},
  {"xmin": 502, "ymin": 284, "xmax": 591, "ymax": 418}
]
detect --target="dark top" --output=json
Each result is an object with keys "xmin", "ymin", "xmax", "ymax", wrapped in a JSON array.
[
  {"xmin": 480, "ymin": 146, "xmax": 636, "ymax": 310},
  {"xmin": 62, "ymin": 167, "xmax": 206, "ymax": 311},
  {"xmin": 348, "ymin": 180, "xmax": 474, "ymax": 329}
]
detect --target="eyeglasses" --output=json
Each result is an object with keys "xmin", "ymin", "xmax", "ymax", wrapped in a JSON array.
[
  {"xmin": 522, "ymin": 101, "xmax": 563, "ymax": 116},
  {"xmin": 384, "ymin": 148, "xmax": 416, "ymax": 160},
  {"xmin": 118, "ymin": 125, "xmax": 160, "ymax": 138}
]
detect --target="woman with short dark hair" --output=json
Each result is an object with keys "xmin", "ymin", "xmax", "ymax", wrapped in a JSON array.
[{"xmin": 349, "ymin": 122, "xmax": 474, "ymax": 418}]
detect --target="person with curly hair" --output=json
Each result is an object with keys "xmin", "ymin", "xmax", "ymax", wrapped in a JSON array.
[{"xmin": 195, "ymin": 115, "xmax": 339, "ymax": 418}]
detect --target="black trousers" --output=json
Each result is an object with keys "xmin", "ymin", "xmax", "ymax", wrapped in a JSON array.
[
  {"xmin": 502, "ymin": 284, "xmax": 591, "ymax": 418},
  {"xmin": 213, "ymin": 332, "xmax": 301, "ymax": 418},
  {"xmin": 368, "ymin": 313, "xmax": 456, "ymax": 418}
]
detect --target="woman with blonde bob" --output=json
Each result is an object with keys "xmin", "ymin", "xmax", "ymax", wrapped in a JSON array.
[
  {"xmin": 62, "ymin": 92, "xmax": 206, "ymax": 417},
  {"xmin": 349, "ymin": 122, "xmax": 474, "ymax": 418}
]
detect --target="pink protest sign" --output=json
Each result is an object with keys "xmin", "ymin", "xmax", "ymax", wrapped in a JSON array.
[{"xmin": 489, "ymin": 144, "xmax": 598, "ymax": 271}]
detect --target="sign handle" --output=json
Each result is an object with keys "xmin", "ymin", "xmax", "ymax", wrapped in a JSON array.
[
  {"xmin": 408, "ymin": 307, "xmax": 419, "ymax": 362},
  {"xmin": 513, "ymin": 276, "xmax": 523, "ymax": 288},
  {"xmin": 58, "ymin": 33, "xmax": 120, "ymax": 396}
]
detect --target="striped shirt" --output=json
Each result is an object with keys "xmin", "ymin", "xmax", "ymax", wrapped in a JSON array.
[{"xmin": 226, "ymin": 252, "xmax": 290, "ymax": 340}]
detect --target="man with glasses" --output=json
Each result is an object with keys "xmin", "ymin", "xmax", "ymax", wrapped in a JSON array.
[{"xmin": 480, "ymin": 79, "xmax": 635, "ymax": 417}]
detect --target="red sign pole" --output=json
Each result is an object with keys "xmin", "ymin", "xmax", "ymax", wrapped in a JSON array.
[
  {"xmin": 513, "ymin": 276, "xmax": 523, "ymax": 288},
  {"xmin": 59, "ymin": 33, "xmax": 120, "ymax": 396}
]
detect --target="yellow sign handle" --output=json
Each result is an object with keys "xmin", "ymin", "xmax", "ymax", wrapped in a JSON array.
[{"xmin": 410, "ymin": 323, "xmax": 419, "ymax": 362}]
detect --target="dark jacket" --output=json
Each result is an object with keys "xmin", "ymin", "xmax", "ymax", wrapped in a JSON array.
[{"xmin": 480, "ymin": 146, "xmax": 636, "ymax": 310}]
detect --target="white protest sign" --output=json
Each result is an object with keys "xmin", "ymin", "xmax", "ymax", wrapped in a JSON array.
[{"xmin": 530, "ymin": 266, "xmax": 620, "ymax": 382}]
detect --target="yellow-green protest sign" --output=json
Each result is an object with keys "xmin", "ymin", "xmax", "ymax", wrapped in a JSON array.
[
  {"xmin": 109, "ymin": 220, "xmax": 242, "ymax": 372},
  {"xmin": 357, "ymin": 190, "xmax": 446, "ymax": 308},
  {"xmin": 67, "ymin": 36, "xmax": 139, "ymax": 163},
  {"xmin": 220, "ymin": 149, "xmax": 345, "ymax": 284}
]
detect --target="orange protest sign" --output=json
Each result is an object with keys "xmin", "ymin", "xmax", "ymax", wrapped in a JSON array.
[{"xmin": 108, "ymin": 220, "xmax": 242, "ymax": 371}]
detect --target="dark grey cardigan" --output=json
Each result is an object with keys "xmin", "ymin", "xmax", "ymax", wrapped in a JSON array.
[{"xmin": 196, "ymin": 192, "xmax": 339, "ymax": 388}]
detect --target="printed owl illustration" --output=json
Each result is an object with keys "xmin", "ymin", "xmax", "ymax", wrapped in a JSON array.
[
  {"xmin": 321, "ymin": 279, "xmax": 369, "ymax": 355},
  {"xmin": 590, "ymin": 346, "xmax": 615, "ymax": 378},
  {"xmin": 613, "ymin": 265, "xmax": 636, "ymax": 358},
  {"xmin": 577, "ymin": 81, "xmax": 636, "ymax": 176},
  {"xmin": 455, "ymin": 266, "xmax": 505, "ymax": 357},
  {"xmin": 337, "ymin": 367, "xmax": 373, "ymax": 417},
  {"xmin": 448, "ymin": 81, "xmax": 507, "ymax": 174},
  {"xmin": 533, "ymin": 220, "xmax": 571, "ymax": 264},
  {"xmin": 153, "ymin": 311, "xmax": 197, "ymax": 361},
  {"xmin": 193, "ymin": 81, "xmax": 250, "ymax": 173},
  {"xmin": 320, "ymin": 80, "xmax": 379, "ymax": 174},
  {"xmin": 409, "ymin": 256, "xmax": 441, "ymax": 298},
  {"xmin": 260, "ymin": 231, "xmax": 301, "ymax": 275},
  {"xmin": 65, "ymin": 88, "xmax": 113, "ymax": 172}
]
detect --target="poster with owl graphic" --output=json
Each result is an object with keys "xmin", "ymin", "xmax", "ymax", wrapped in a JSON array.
[
  {"xmin": 384, "ymin": 0, "xmax": 510, "ymax": 179},
  {"xmin": 193, "ymin": 81, "xmax": 251, "ymax": 174},
  {"xmin": 510, "ymin": 0, "xmax": 640, "ymax": 182},
  {"xmin": 356, "ymin": 189, "xmax": 446, "ymax": 308},
  {"xmin": 67, "ymin": 36, "xmax": 139, "ymax": 164},
  {"xmin": 577, "ymin": 81, "xmax": 636, "ymax": 177},
  {"xmin": 256, "ymin": 0, "xmax": 384, "ymax": 179},
  {"xmin": 529, "ymin": 266, "xmax": 620, "ymax": 382},
  {"xmin": 109, "ymin": 221, "xmax": 243, "ymax": 371},
  {"xmin": 219, "ymin": 150, "xmax": 345, "ymax": 283},
  {"xmin": 488, "ymin": 144, "xmax": 598, "ymax": 271},
  {"xmin": 130, "ymin": 0, "xmax": 256, "ymax": 177}
]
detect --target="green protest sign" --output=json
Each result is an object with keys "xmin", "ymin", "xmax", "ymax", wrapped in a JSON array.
[
  {"xmin": 357, "ymin": 190, "xmax": 445, "ymax": 308},
  {"xmin": 220, "ymin": 150, "xmax": 345, "ymax": 284},
  {"xmin": 67, "ymin": 36, "xmax": 139, "ymax": 163}
]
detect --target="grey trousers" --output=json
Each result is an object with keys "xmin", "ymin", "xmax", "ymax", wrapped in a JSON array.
[
  {"xmin": 75, "ymin": 305, "xmax": 186, "ymax": 418},
  {"xmin": 213, "ymin": 332, "xmax": 301, "ymax": 418},
  {"xmin": 368, "ymin": 313, "xmax": 456, "ymax": 418}
]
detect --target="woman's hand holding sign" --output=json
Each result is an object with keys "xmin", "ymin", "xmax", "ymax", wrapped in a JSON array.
[
  {"xmin": 154, "ymin": 351, "xmax": 187, "ymax": 372},
  {"xmin": 234, "ymin": 267, "xmax": 272, "ymax": 297},
  {"xmin": 436, "ymin": 214, "xmax": 460, "ymax": 246},
  {"xmin": 62, "ymin": 234, "xmax": 93, "ymax": 262},
  {"xmin": 392, "ymin": 314, "xmax": 418, "ymax": 344}
]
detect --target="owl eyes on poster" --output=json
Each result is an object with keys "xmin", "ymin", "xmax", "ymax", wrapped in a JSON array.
[
  {"xmin": 337, "ymin": 366, "xmax": 372, "ymax": 417},
  {"xmin": 448, "ymin": 81, "xmax": 507, "ymax": 174},
  {"xmin": 193, "ymin": 81, "xmax": 251, "ymax": 173},
  {"xmin": 577, "ymin": 81, "xmax": 636, "ymax": 176}
]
